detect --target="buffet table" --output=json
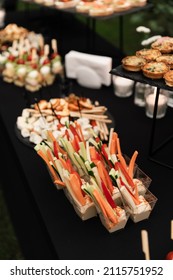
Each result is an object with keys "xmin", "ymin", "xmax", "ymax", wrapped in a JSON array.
[
  {"xmin": 0, "ymin": 77, "xmax": 173, "ymax": 260},
  {"xmin": 1, "ymin": 4, "xmax": 172, "ymax": 261}
]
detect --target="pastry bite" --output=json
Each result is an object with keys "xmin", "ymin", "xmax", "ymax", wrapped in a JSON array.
[
  {"xmin": 151, "ymin": 36, "xmax": 173, "ymax": 54},
  {"xmin": 76, "ymin": 0, "xmax": 95, "ymax": 13},
  {"xmin": 55, "ymin": 0, "xmax": 79, "ymax": 9},
  {"xmin": 163, "ymin": 70, "xmax": 173, "ymax": 87},
  {"xmin": 89, "ymin": 2, "xmax": 114, "ymax": 16},
  {"xmin": 113, "ymin": 0, "xmax": 131, "ymax": 12},
  {"xmin": 129, "ymin": 0, "xmax": 147, "ymax": 7},
  {"xmin": 142, "ymin": 61, "xmax": 169, "ymax": 79},
  {"xmin": 136, "ymin": 48, "xmax": 162, "ymax": 62},
  {"xmin": 40, "ymin": 64, "xmax": 55, "ymax": 86},
  {"xmin": 121, "ymin": 55, "xmax": 146, "ymax": 71},
  {"xmin": 156, "ymin": 54, "xmax": 173, "ymax": 69}
]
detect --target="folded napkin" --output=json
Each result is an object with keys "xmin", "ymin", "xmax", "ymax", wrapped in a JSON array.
[{"xmin": 65, "ymin": 50, "xmax": 112, "ymax": 88}]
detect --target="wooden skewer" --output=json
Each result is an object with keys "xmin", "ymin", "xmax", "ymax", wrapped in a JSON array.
[
  {"xmin": 141, "ymin": 229, "xmax": 150, "ymax": 260},
  {"xmin": 171, "ymin": 220, "xmax": 173, "ymax": 240},
  {"xmin": 51, "ymin": 38, "xmax": 58, "ymax": 53},
  {"xmin": 70, "ymin": 111, "xmax": 109, "ymax": 119}
]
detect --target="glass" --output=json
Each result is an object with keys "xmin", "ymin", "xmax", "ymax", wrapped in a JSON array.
[
  {"xmin": 112, "ymin": 75, "xmax": 134, "ymax": 98},
  {"xmin": 160, "ymin": 89, "xmax": 173, "ymax": 108},
  {"xmin": 125, "ymin": 189, "xmax": 158, "ymax": 223},
  {"xmin": 134, "ymin": 82, "xmax": 153, "ymax": 107},
  {"xmin": 145, "ymin": 88, "xmax": 168, "ymax": 119}
]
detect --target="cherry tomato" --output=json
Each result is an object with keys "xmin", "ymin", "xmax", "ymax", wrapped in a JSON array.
[{"xmin": 166, "ymin": 251, "xmax": 173, "ymax": 260}]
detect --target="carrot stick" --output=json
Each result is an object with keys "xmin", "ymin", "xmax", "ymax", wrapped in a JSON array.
[
  {"xmin": 128, "ymin": 150, "xmax": 138, "ymax": 178},
  {"xmin": 74, "ymin": 121, "xmax": 86, "ymax": 145},
  {"xmin": 117, "ymin": 153, "xmax": 128, "ymax": 171},
  {"xmin": 110, "ymin": 132, "xmax": 118, "ymax": 155},
  {"xmin": 54, "ymin": 179, "xmax": 65, "ymax": 187},
  {"xmin": 47, "ymin": 130, "xmax": 56, "ymax": 143},
  {"xmin": 46, "ymin": 149, "xmax": 55, "ymax": 167},
  {"xmin": 37, "ymin": 149, "xmax": 60, "ymax": 182},
  {"xmin": 69, "ymin": 173, "xmax": 86, "ymax": 206},
  {"xmin": 96, "ymin": 161, "xmax": 114, "ymax": 194},
  {"xmin": 93, "ymin": 189, "xmax": 118, "ymax": 224},
  {"xmin": 59, "ymin": 156, "xmax": 68, "ymax": 170},
  {"xmin": 93, "ymin": 189, "xmax": 108, "ymax": 218}
]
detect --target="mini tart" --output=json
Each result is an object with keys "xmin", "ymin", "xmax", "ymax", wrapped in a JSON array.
[
  {"xmin": 156, "ymin": 54, "xmax": 173, "ymax": 69},
  {"xmin": 113, "ymin": 0, "xmax": 131, "ymax": 12},
  {"xmin": 129, "ymin": 0, "xmax": 147, "ymax": 7},
  {"xmin": 76, "ymin": 0, "xmax": 95, "ymax": 13},
  {"xmin": 121, "ymin": 55, "xmax": 146, "ymax": 72},
  {"xmin": 151, "ymin": 37, "xmax": 173, "ymax": 54},
  {"xmin": 89, "ymin": 3, "xmax": 114, "ymax": 16},
  {"xmin": 142, "ymin": 61, "xmax": 169, "ymax": 79},
  {"xmin": 55, "ymin": 0, "xmax": 79, "ymax": 9},
  {"xmin": 163, "ymin": 70, "xmax": 173, "ymax": 87},
  {"xmin": 136, "ymin": 48, "xmax": 162, "ymax": 62}
]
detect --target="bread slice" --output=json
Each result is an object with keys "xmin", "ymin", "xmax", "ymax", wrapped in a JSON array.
[
  {"xmin": 121, "ymin": 55, "xmax": 146, "ymax": 71},
  {"xmin": 142, "ymin": 61, "xmax": 169, "ymax": 79}
]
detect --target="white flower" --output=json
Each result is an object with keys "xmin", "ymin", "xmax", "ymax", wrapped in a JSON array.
[
  {"xmin": 141, "ymin": 35, "xmax": 162, "ymax": 46},
  {"xmin": 136, "ymin": 26, "xmax": 151, "ymax": 34}
]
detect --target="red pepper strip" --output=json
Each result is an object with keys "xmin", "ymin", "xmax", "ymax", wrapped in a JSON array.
[
  {"xmin": 66, "ymin": 158, "xmax": 75, "ymax": 173},
  {"xmin": 57, "ymin": 123, "xmax": 64, "ymax": 130},
  {"xmin": 64, "ymin": 129, "xmax": 69, "ymax": 140},
  {"xmin": 53, "ymin": 140, "xmax": 59, "ymax": 159},
  {"xmin": 69, "ymin": 124, "xmax": 82, "ymax": 142},
  {"xmin": 101, "ymin": 181, "xmax": 117, "ymax": 209},
  {"xmin": 71, "ymin": 138, "xmax": 78, "ymax": 152}
]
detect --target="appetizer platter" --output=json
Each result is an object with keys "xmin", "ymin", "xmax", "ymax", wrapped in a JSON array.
[
  {"xmin": 0, "ymin": 24, "xmax": 63, "ymax": 91},
  {"xmin": 16, "ymin": 93, "xmax": 114, "ymax": 147},
  {"xmin": 34, "ymin": 119, "xmax": 157, "ymax": 232},
  {"xmin": 113, "ymin": 36, "xmax": 173, "ymax": 89}
]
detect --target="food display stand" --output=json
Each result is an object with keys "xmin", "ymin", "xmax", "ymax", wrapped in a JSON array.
[{"xmin": 110, "ymin": 65, "xmax": 173, "ymax": 169}]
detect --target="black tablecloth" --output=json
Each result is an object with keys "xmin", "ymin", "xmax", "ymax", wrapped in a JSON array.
[
  {"xmin": 0, "ymin": 77, "xmax": 173, "ymax": 260},
  {"xmin": 0, "ymin": 8, "xmax": 173, "ymax": 261}
]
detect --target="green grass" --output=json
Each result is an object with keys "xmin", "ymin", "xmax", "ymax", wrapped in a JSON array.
[{"xmin": 0, "ymin": 185, "xmax": 24, "ymax": 260}]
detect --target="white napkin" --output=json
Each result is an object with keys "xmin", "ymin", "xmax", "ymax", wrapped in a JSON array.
[{"xmin": 65, "ymin": 50, "xmax": 112, "ymax": 87}]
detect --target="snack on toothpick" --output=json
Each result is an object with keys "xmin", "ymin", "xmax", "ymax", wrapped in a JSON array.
[
  {"xmin": 141, "ymin": 229, "xmax": 150, "ymax": 260},
  {"xmin": 50, "ymin": 39, "xmax": 63, "ymax": 75}
]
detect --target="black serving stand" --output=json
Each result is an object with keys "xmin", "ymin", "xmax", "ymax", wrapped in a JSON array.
[{"xmin": 110, "ymin": 65, "xmax": 173, "ymax": 169}]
